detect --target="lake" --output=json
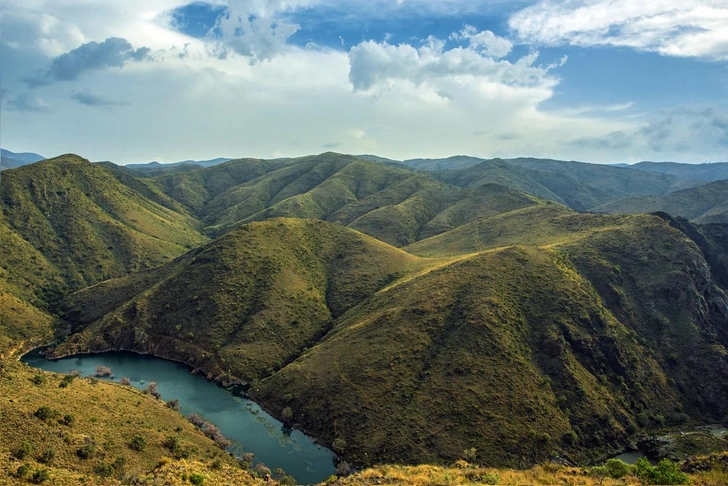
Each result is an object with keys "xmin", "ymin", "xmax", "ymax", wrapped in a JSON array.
[{"xmin": 22, "ymin": 349, "xmax": 336, "ymax": 484}]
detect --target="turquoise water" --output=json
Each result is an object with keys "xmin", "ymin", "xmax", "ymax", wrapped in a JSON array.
[{"xmin": 22, "ymin": 349, "xmax": 336, "ymax": 484}]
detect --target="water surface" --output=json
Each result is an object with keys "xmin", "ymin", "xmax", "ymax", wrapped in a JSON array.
[{"xmin": 23, "ymin": 349, "xmax": 336, "ymax": 484}]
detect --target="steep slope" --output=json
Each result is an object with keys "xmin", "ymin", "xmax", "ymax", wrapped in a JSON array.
[
  {"xmin": 630, "ymin": 161, "xmax": 728, "ymax": 183},
  {"xmin": 52, "ymin": 210, "xmax": 728, "ymax": 469},
  {"xmin": 254, "ymin": 215, "xmax": 728, "ymax": 467},
  {"xmin": 50, "ymin": 219, "xmax": 424, "ymax": 382},
  {"xmin": 0, "ymin": 155, "xmax": 208, "ymax": 292},
  {"xmin": 595, "ymin": 179, "xmax": 728, "ymax": 224},
  {"xmin": 151, "ymin": 157, "xmax": 289, "ymax": 213}
]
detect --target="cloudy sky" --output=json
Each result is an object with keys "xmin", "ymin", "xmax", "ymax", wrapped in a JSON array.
[{"xmin": 2, "ymin": 0, "xmax": 728, "ymax": 164}]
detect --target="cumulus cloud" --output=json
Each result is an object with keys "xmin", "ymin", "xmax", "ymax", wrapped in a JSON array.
[
  {"xmin": 348, "ymin": 29, "xmax": 556, "ymax": 92},
  {"xmin": 209, "ymin": 0, "xmax": 310, "ymax": 62},
  {"xmin": 70, "ymin": 91, "xmax": 128, "ymax": 107},
  {"xmin": 509, "ymin": 0, "xmax": 728, "ymax": 61},
  {"xmin": 450, "ymin": 25, "xmax": 513, "ymax": 58},
  {"xmin": 27, "ymin": 37, "xmax": 151, "ymax": 86}
]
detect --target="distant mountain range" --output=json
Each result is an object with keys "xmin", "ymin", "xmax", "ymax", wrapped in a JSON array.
[{"xmin": 0, "ymin": 149, "xmax": 45, "ymax": 170}]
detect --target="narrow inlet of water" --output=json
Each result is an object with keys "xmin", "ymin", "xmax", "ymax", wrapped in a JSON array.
[{"xmin": 22, "ymin": 349, "xmax": 336, "ymax": 484}]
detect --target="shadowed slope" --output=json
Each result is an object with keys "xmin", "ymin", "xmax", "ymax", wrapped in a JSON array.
[
  {"xmin": 51, "ymin": 219, "xmax": 423, "ymax": 382},
  {"xmin": 595, "ymin": 179, "xmax": 728, "ymax": 224}
]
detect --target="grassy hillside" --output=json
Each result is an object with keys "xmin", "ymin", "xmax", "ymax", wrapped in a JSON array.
[
  {"xmin": 195, "ymin": 153, "xmax": 542, "ymax": 246},
  {"xmin": 0, "ymin": 357, "xmax": 262, "ymax": 485},
  {"xmin": 595, "ymin": 179, "xmax": 728, "ymax": 224},
  {"xmin": 51, "ymin": 212, "xmax": 728, "ymax": 469},
  {"xmin": 0, "ymin": 155, "xmax": 208, "ymax": 292},
  {"xmin": 50, "ymin": 219, "xmax": 426, "ymax": 382}
]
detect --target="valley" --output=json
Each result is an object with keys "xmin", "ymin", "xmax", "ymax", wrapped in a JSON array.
[{"xmin": 1, "ymin": 152, "xmax": 728, "ymax": 484}]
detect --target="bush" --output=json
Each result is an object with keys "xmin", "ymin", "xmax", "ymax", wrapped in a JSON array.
[
  {"xmin": 604, "ymin": 458, "xmax": 631, "ymax": 479},
  {"xmin": 633, "ymin": 457, "xmax": 689, "ymax": 485},
  {"xmin": 31, "ymin": 469, "xmax": 50, "ymax": 483},
  {"xmin": 189, "ymin": 473, "xmax": 205, "ymax": 485},
  {"xmin": 31, "ymin": 374, "xmax": 46, "ymax": 385},
  {"xmin": 16, "ymin": 464, "xmax": 31, "ymax": 478},
  {"xmin": 13, "ymin": 441, "xmax": 34, "ymax": 459},
  {"xmin": 129, "ymin": 434, "xmax": 146, "ymax": 451},
  {"xmin": 166, "ymin": 399, "xmax": 180, "ymax": 411},
  {"xmin": 120, "ymin": 377, "xmax": 131, "ymax": 386},
  {"xmin": 282, "ymin": 406, "xmax": 293, "ymax": 421},
  {"xmin": 59, "ymin": 375, "xmax": 75, "ymax": 388},
  {"xmin": 76, "ymin": 443, "xmax": 95, "ymax": 459},
  {"xmin": 60, "ymin": 414, "xmax": 75, "ymax": 426},
  {"xmin": 202, "ymin": 422, "xmax": 231, "ymax": 449},
  {"xmin": 34, "ymin": 406, "xmax": 58, "ymax": 422},
  {"xmin": 94, "ymin": 365, "xmax": 114, "ymax": 378},
  {"xmin": 144, "ymin": 382, "xmax": 161, "ymax": 399},
  {"xmin": 187, "ymin": 412, "xmax": 204, "ymax": 427},
  {"xmin": 37, "ymin": 448, "xmax": 55, "ymax": 464},
  {"xmin": 94, "ymin": 463, "xmax": 115, "ymax": 478}
]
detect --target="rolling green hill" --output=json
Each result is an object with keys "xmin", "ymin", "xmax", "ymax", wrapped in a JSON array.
[
  {"xmin": 595, "ymin": 179, "xmax": 728, "ymax": 224},
  {"xmin": 49, "ymin": 214, "xmax": 728, "ymax": 469},
  {"xmin": 50, "ymin": 219, "xmax": 426, "ymax": 382},
  {"xmin": 0, "ymin": 155, "xmax": 208, "ymax": 293}
]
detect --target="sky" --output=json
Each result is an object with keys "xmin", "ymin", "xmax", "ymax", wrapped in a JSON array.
[{"xmin": 1, "ymin": 0, "xmax": 728, "ymax": 165}]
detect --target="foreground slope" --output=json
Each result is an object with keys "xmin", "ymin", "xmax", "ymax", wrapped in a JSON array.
[
  {"xmin": 51, "ymin": 219, "xmax": 423, "ymax": 381},
  {"xmin": 595, "ymin": 179, "xmax": 728, "ymax": 224}
]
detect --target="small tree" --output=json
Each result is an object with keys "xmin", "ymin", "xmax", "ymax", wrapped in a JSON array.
[
  {"xmin": 119, "ymin": 377, "xmax": 131, "ymax": 386},
  {"xmin": 94, "ymin": 366, "xmax": 114, "ymax": 378},
  {"xmin": 144, "ymin": 382, "xmax": 161, "ymax": 399},
  {"xmin": 129, "ymin": 435, "xmax": 146, "ymax": 451}
]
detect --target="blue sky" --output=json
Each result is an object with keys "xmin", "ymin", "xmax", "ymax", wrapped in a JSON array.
[{"xmin": 2, "ymin": 0, "xmax": 727, "ymax": 164}]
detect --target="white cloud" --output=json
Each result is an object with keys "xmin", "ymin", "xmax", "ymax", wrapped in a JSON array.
[
  {"xmin": 348, "ymin": 31, "xmax": 555, "ymax": 92},
  {"xmin": 509, "ymin": 0, "xmax": 728, "ymax": 61}
]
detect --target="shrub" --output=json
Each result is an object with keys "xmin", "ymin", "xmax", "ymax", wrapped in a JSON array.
[
  {"xmin": 144, "ymin": 382, "xmax": 161, "ymax": 399},
  {"xmin": 202, "ymin": 422, "xmax": 231, "ymax": 449},
  {"xmin": 60, "ymin": 414, "xmax": 75, "ymax": 426},
  {"xmin": 31, "ymin": 374, "xmax": 46, "ymax": 385},
  {"xmin": 94, "ymin": 366, "xmax": 114, "ymax": 378},
  {"xmin": 166, "ymin": 399, "xmax": 180, "ymax": 411},
  {"xmin": 37, "ymin": 448, "xmax": 55, "ymax": 464},
  {"xmin": 604, "ymin": 458, "xmax": 631, "ymax": 479},
  {"xmin": 255, "ymin": 463, "xmax": 271, "ymax": 478},
  {"xmin": 332, "ymin": 437, "xmax": 347, "ymax": 454},
  {"xmin": 59, "ymin": 375, "xmax": 75, "ymax": 388},
  {"xmin": 282, "ymin": 406, "xmax": 293, "ymax": 421},
  {"xmin": 187, "ymin": 413, "xmax": 204, "ymax": 427},
  {"xmin": 120, "ymin": 377, "xmax": 131, "ymax": 386},
  {"xmin": 34, "ymin": 406, "xmax": 58, "ymax": 422},
  {"xmin": 31, "ymin": 468, "xmax": 50, "ymax": 483},
  {"xmin": 129, "ymin": 435, "xmax": 146, "ymax": 451},
  {"xmin": 14, "ymin": 441, "xmax": 34, "ymax": 459},
  {"xmin": 76, "ymin": 443, "xmax": 95, "ymax": 459},
  {"xmin": 94, "ymin": 463, "xmax": 115, "ymax": 478},
  {"xmin": 16, "ymin": 464, "xmax": 31, "ymax": 478},
  {"xmin": 633, "ymin": 457, "xmax": 689, "ymax": 485},
  {"xmin": 189, "ymin": 473, "xmax": 205, "ymax": 485}
]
